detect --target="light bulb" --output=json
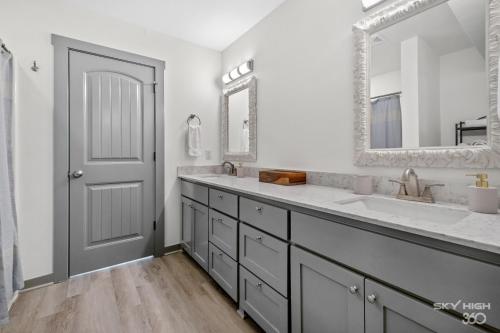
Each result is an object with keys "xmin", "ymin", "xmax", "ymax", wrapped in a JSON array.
[
  {"xmin": 238, "ymin": 61, "xmax": 253, "ymax": 75},
  {"xmin": 222, "ymin": 73, "xmax": 232, "ymax": 84},
  {"xmin": 229, "ymin": 68, "xmax": 241, "ymax": 80}
]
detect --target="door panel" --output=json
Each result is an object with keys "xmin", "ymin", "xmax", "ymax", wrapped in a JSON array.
[
  {"xmin": 365, "ymin": 279, "xmax": 484, "ymax": 333},
  {"xmin": 181, "ymin": 197, "xmax": 193, "ymax": 255},
  {"xmin": 291, "ymin": 246, "xmax": 364, "ymax": 333},
  {"xmin": 192, "ymin": 202, "xmax": 209, "ymax": 271},
  {"xmin": 87, "ymin": 72, "xmax": 142, "ymax": 161},
  {"xmin": 69, "ymin": 50, "xmax": 156, "ymax": 275}
]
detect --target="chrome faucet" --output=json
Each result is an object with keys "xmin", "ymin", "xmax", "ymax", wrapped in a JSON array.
[
  {"xmin": 222, "ymin": 161, "xmax": 236, "ymax": 176},
  {"xmin": 389, "ymin": 168, "xmax": 444, "ymax": 203}
]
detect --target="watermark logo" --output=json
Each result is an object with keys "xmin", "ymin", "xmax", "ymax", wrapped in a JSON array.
[{"xmin": 433, "ymin": 300, "xmax": 490, "ymax": 325}]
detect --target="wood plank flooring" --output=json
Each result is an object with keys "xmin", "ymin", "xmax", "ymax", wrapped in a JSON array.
[{"xmin": 1, "ymin": 252, "xmax": 262, "ymax": 333}]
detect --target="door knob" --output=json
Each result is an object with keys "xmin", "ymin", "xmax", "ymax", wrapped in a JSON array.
[{"xmin": 72, "ymin": 170, "xmax": 84, "ymax": 179}]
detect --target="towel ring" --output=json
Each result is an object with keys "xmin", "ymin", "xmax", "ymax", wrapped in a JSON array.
[{"xmin": 187, "ymin": 114, "xmax": 201, "ymax": 125}]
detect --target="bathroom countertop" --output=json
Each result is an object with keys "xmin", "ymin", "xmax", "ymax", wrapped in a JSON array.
[{"xmin": 179, "ymin": 174, "xmax": 500, "ymax": 255}]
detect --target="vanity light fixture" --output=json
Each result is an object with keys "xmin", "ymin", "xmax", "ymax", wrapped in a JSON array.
[
  {"xmin": 362, "ymin": 0, "xmax": 386, "ymax": 11},
  {"xmin": 222, "ymin": 60, "xmax": 254, "ymax": 85}
]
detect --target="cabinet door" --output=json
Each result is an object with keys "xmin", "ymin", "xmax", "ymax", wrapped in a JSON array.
[
  {"xmin": 365, "ymin": 279, "xmax": 485, "ymax": 333},
  {"xmin": 290, "ymin": 246, "xmax": 364, "ymax": 333},
  {"xmin": 181, "ymin": 197, "xmax": 193, "ymax": 255},
  {"xmin": 192, "ymin": 202, "xmax": 209, "ymax": 271}
]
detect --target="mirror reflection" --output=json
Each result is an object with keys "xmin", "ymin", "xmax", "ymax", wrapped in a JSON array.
[
  {"xmin": 228, "ymin": 88, "xmax": 250, "ymax": 153},
  {"xmin": 370, "ymin": 0, "xmax": 487, "ymax": 149}
]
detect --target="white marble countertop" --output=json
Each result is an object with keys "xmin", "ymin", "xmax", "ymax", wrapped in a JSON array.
[{"xmin": 179, "ymin": 174, "xmax": 500, "ymax": 255}]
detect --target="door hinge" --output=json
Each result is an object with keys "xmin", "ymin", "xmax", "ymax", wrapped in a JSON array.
[
  {"xmin": 152, "ymin": 81, "xmax": 157, "ymax": 94},
  {"xmin": 153, "ymin": 220, "xmax": 157, "ymax": 231}
]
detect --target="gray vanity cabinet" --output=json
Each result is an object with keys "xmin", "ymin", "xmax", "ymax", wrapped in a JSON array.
[
  {"xmin": 181, "ymin": 196, "xmax": 193, "ymax": 255},
  {"xmin": 191, "ymin": 201, "xmax": 209, "ymax": 271},
  {"xmin": 290, "ymin": 246, "xmax": 364, "ymax": 333},
  {"xmin": 365, "ymin": 279, "xmax": 484, "ymax": 333}
]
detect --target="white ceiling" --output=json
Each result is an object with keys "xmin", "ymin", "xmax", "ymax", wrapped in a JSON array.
[
  {"xmin": 371, "ymin": 0, "xmax": 486, "ymax": 76},
  {"xmin": 65, "ymin": 0, "xmax": 287, "ymax": 51}
]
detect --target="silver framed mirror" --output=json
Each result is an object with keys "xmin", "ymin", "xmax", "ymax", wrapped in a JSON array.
[
  {"xmin": 222, "ymin": 76, "xmax": 257, "ymax": 162},
  {"xmin": 353, "ymin": 0, "xmax": 500, "ymax": 168}
]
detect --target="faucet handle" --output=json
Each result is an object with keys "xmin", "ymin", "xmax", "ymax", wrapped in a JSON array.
[
  {"xmin": 421, "ymin": 184, "xmax": 444, "ymax": 203},
  {"xmin": 389, "ymin": 179, "xmax": 407, "ymax": 196}
]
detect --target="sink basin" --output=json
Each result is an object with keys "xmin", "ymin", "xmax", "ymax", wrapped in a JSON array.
[
  {"xmin": 198, "ymin": 174, "xmax": 224, "ymax": 179},
  {"xmin": 337, "ymin": 197, "xmax": 470, "ymax": 225}
]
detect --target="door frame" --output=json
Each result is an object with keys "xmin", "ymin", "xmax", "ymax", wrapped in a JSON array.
[{"xmin": 52, "ymin": 35, "xmax": 165, "ymax": 282}]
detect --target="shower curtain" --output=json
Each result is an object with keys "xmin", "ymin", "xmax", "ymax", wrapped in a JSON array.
[
  {"xmin": 0, "ymin": 47, "xmax": 23, "ymax": 324},
  {"xmin": 370, "ymin": 95, "xmax": 402, "ymax": 149}
]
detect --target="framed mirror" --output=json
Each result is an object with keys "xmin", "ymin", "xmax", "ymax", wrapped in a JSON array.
[
  {"xmin": 222, "ymin": 76, "xmax": 257, "ymax": 162},
  {"xmin": 353, "ymin": 0, "xmax": 500, "ymax": 168}
]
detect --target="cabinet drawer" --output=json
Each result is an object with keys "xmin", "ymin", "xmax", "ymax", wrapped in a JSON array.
[
  {"xmin": 181, "ymin": 180, "xmax": 208, "ymax": 205},
  {"xmin": 209, "ymin": 243, "xmax": 238, "ymax": 302},
  {"xmin": 239, "ymin": 223, "xmax": 288, "ymax": 296},
  {"xmin": 240, "ymin": 197, "xmax": 288, "ymax": 239},
  {"xmin": 291, "ymin": 211, "xmax": 500, "ymax": 329},
  {"xmin": 239, "ymin": 266, "xmax": 288, "ymax": 333},
  {"xmin": 209, "ymin": 209, "xmax": 238, "ymax": 260},
  {"xmin": 209, "ymin": 189, "xmax": 238, "ymax": 218}
]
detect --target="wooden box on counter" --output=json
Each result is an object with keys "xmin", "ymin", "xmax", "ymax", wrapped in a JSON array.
[{"xmin": 259, "ymin": 169, "xmax": 307, "ymax": 186}]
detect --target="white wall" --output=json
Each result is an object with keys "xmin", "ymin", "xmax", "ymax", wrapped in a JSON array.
[
  {"xmin": 0, "ymin": 0, "xmax": 221, "ymax": 279},
  {"xmin": 221, "ymin": 0, "xmax": 500, "ymax": 194},
  {"xmin": 401, "ymin": 37, "xmax": 421, "ymax": 148},
  {"xmin": 440, "ymin": 47, "xmax": 487, "ymax": 146},
  {"xmin": 370, "ymin": 71, "xmax": 401, "ymax": 98},
  {"xmin": 417, "ymin": 37, "xmax": 441, "ymax": 147},
  {"xmin": 228, "ymin": 89, "xmax": 249, "ymax": 152}
]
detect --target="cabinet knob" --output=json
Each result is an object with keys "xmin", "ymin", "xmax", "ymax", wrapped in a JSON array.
[
  {"xmin": 367, "ymin": 294, "xmax": 377, "ymax": 304},
  {"xmin": 218, "ymin": 195, "xmax": 224, "ymax": 200},
  {"xmin": 256, "ymin": 236, "xmax": 263, "ymax": 241},
  {"xmin": 349, "ymin": 286, "xmax": 358, "ymax": 294},
  {"xmin": 256, "ymin": 207, "xmax": 263, "ymax": 213},
  {"xmin": 188, "ymin": 203, "xmax": 193, "ymax": 208},
  {"xmin": 217, "ymin": 218, "xmax": 223, "ymax": 223},
  {"xmin": 257, "ymin": 282, "xmax": 262, "ymax": 288},
  {"xmin": 218, "ymin": 252, "xmax": 223, "ymax": 256}
]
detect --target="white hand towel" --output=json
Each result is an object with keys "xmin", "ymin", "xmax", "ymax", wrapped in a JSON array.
[{"xmin": 188, "ymin": 123, "xmax": 202, "ymax": 157}]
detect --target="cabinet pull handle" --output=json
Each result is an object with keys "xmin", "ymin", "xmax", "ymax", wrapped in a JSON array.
[
  {"xmin": 218, "ymin": 194, "xmax": 224, "ymax": 200},
  {"xmin": 256, "ymin": 207, "xmax": 263, "ymax": 213},
  {"xmin": 367, "ymin": 294, "xmax": 377, "ymax": 304},
  {"xmin": 349, "ymin": 286, "xmax": 358, "ymax": 294},
  {"xmin": 257, "ymin": 282, "xmax": 262, "ymax": 288}
]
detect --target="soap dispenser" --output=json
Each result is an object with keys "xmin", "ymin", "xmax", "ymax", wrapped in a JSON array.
[{"xmin": 467, "ymin": 173, "xmax": 498, "ymax": 214}]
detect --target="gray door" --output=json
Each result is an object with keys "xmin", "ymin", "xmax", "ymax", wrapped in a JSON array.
[
  {"xmin": 291, "ymin": 246, "xmax": 364, "ymax": 333},
  {"xmin": 365, "ymin": 279, "xmax": 484, "ymax": 333},
  {"xmin": 69, "ymin": 50, "xmax": 156, "ymax": 276}
]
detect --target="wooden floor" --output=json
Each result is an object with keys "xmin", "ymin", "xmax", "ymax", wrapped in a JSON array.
[{"xmin": 1, "ymin": 252, "xmax": 262, "ymax": 333}]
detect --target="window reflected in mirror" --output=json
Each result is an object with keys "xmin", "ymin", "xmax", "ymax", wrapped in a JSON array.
[{"xmin": 370, "ymin": 0, "xmax": 487, "ymax": 149}]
